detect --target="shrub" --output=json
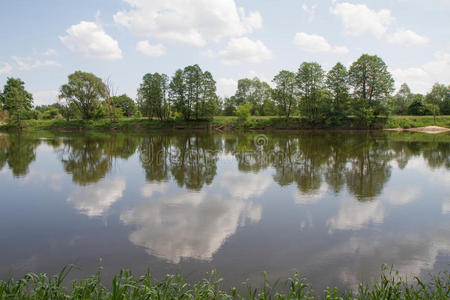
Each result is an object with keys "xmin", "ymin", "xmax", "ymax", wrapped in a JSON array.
[{"xmin": 235, "ymin": 103, "xmax": 252, "ymax": 123}]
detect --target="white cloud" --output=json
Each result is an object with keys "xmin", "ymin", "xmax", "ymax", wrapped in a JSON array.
[
  {"xmin": 20, "ymin": 166, "xmax": 65, "ymax": 192},
  {"xmin": 140, "ymin": 182, "xmax": 168, "ymax": 198},
  {"xmin": 443, "ymin": 199, "xmax": 450, "ymax": 214},
  {"xmin": 327, "ymin": 231, "xmax": 450, "ymax": 287},
  {"xmin": 42, "ymin": 48, "xmax": 57, "ymax": 56},
  {"xmin": 136, "ymin": 40, "xmax": 166, "ymax": 57},
  {"xmin": 331, "ymin": 2, "xmax": 394, "ymax": 38},
  {"xmin": 201, "ymin": 48, "xmax": 216, "ymax": 58},
  {"xmin": 0, "ymin": 62, "xmax": 12, "ymax": 74},
  {"xmin": 12, "ymin": 56, "xmax": 61, "ymax": 70},
  {"xmin": 219, "ymin": 37, "xmax": 272, "ymax": 65},
  {"xmin": 247, "ymin": 70, "xmax": 274, "ymax": 87},
  {"xmin": 219, "ymin": 171, "xmax": 272, "ymax": 199},
  {"xmin": 68, "ymin": 178, "xmax": 126, "ymax": 217},
  {"xmin": 114, "ymin": 0, "xmax": 262, "ymax": 47},
  {"xmin": 33, "ymin": 90, "xmax": 59, "ymax": 106},
  {"xmin": 391, "ymin": 67, "xmax": 429, "ymax": 93},
  {"xmin": 302, "ymin": 3, "xmax": 317, "ymax": 23},
  {"xmin": 121, "ymin": 190, "xmax": 261, "ymax": 263},
  {"xmin": 59, "ymin": 21, "xmax": 122, "ymax": 60},
  {"xmin": 383, "ymin": 187, "xmax": 420, "ymax": 206},
  {"xmin": 216, "ymin": 78, "xmax": 237, "ymax": 97},
  {"xmin": 294, "ymin": 183, "xmax": 329, "ymax": 205},
  {"xmin": 293, "ymin": 32, "xmax": 348, "ymax": 54},
  {"xmin": 392, "ymin": 51, "xmax": 450, "ymax": 93},
  {"xmin": 387, "ymin": 29, "xmax": 429, "ymax": 46},
  {"xmin": 327, "ymin": 199, "xmax": 385, "ymax": 232}
]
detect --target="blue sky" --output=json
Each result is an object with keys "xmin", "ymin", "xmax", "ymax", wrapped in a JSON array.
[{"xmin": 0, "ymin": 0, "xmax": 449, "ymax": 106}]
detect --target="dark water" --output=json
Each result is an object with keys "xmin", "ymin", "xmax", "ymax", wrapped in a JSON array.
[{"xmin": 0, "ymin": 131, "xmax": 449, "ymax": 290}]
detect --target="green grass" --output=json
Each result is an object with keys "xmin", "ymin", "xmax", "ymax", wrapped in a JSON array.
[
  {"xmin": 385, "ymin": 115, "xmax": 450, "ymax": 129},
  {"xmin": 1, "ymin": 115, "xmax": 449, "ymax": 132},
  {"xmin": 0, "ymin": 265, "xmax": 448, "ymax": 299}
]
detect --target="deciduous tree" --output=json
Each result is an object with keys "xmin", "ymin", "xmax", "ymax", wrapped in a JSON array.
[
  {"xmin": 59, "ymin": 71, "xmax": 106, "ymax": 120},
  {"xmin": 272, "ymin": 70, "xmax": 297, "ymax": 121},
  {"xmin": 426, "ymin": 83, "xmax": 448, "ymax": 124},
  {"xmin": 348, "ymin": 54, "xmax": 394, "ymax": 105},
  {"xmin": 297, "ymin": 62, "xmax": 327, "ymax": 124},
  {"xmin": 1, "ymin": 78, "xmax": 33, "ymax": 126},
  {"xmin": 138, "ymin": 73, "xmax": 170, "ymax": 120}
]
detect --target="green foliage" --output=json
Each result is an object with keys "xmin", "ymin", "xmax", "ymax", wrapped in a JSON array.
[
  {"xmin": 112, "ymin": 94, "xmax": 136, "ymax": 117},
  {"xmin": 41, "ymin": 107, "xmax": 61, "ymax": 120},
  {"xmin": 235, "ymin": 103, "xmax": 252, "ymax": 123},
  {"xmin": 138, "ymin": 73, "xmax": 170, "ymax": 120},
  {"xmin": 348, "ymin": 54, "xmax": 395, "ymax": 105},
  {"xmin": 297, "ymin": 62, "xmax": 328, "ymax": 124},
  {"xmin": 59, "ymin": 71, "xmax": 107, "ymax": 120},
  {"xmin": 272, "ymin": 70, "xmax": 298, "ymax": 120},
  {"xmin": 326, "ymin": 62, "xmax": 350, "ymax": 126},
  {"xmin": 439, "ymin": 84, "xmax": 450, "ymax": 115},
  {"xmin": 350, "ymin": 97, "xmax": 375, "ymax": 127},
  {"xmin": 223, "ymin": 96, "xmax": 237, "ymax": 116},
  {"xmin": 0, "ymin": 78, "xmax": 33, "ymax": 127},
  {"xmin": 168, "ymin": 65, "xmax": 219, "ymax": 121},
  {"xmin": 391, "ymin": 83, "xmax": 413, "ymax": 115},
  {"xmin": 0, "ymin": 265, "xmax": 448, "ymax": 299},
  {"xmin": 234, "ymin": 77, "xmax": 273, "ymax": 115},
  {"xmin": 426, "ymin": 82, "xmax": 449, "ymax": 124},
  {"xmin": 262, "ymin": 97, "xmax": 277, "ymax": 116},
  {"xmin": 407, "ymin": 95, "xmax": 430, "ymax": 115},
  {"xmin": 386, "ymin": 115, "xmax": 450, "ymax": 128}
]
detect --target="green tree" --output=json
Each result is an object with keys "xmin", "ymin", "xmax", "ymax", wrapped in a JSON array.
[
  {"xmin": 169, "ymin": 65, "xmax": 219, "ymax": 121},
  {"xmin": 439, "ymin": 84, "xmax": 450, "ymax": 115},
  {"xmin": 138, "ymin": 73, "xmax": 170, "ymax": 120},
  {"xmin": 407, "ymin": 94, "xmax": 430, "ymax": 115},
  {"xmin": 426, "ymin": 83, "xmax": 448, "ymax": 124},
  {"xmin": 112, "ymin": 94, "xmax": 136, "ymax": 117},
  {"xmin": 348, "ymin": 54, "xmax": 394, "ymax": 106},
  {"xmin": 199, "ymin": 71, "xmax": 220, "ymax": 120},
  {"xmin": 57, "ymin": 98, "xmax": 79, "ymax": 121},
  {"xmin": 223, "ymin": 96, "xmax": 237, "ymax": 116},
  {"xmin": 272, "ymin": 70, "xmax": 298, "ymax": 121},
  {"xmin": 169, "ymin": 69, "xmax": 188, "ymax": 120},
  {"xmin": 297, "ymin": 62, "xmax": 327, "ymax": 124},
  {"xmin": 326, "ymin": 62, "xmax": 350, "ymax": 125},
  {"xmin": 235, "ymin": 103, "xmax": 252, "ymax": 123},
  {"xmin": 234, "ymin": 77, "xmax": 272, "ymax": 115},
  {"xmin": 59, "ymin": 71, "xmax": 107, "ymax": 120},
  {"xmin": 1, "ymin": 78, "xmax": 33, "ymax": 126},
  {"xmin": 391, "ymin": 83, "xmax": 412, "ymax": 115},
  {"xmin": 184, "ymin": 64, "xmax": 203, "ymax": 120}
]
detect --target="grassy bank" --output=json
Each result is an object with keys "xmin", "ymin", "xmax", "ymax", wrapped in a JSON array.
[
  {"xmin": 0, "ymin": 115, "xmax": 449, "ymax": 132},
  {"xmin": 0, "ymin": 265, "xmax": 448, "ymax": 299},
  {"xmin": 385, "ymin": 115, "xmax": 450, "ymax": 129}
]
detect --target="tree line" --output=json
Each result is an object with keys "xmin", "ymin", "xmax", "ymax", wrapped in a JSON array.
[{"xmin": 1, "ymin": 54, "xmax": 449, "ymax": 128}]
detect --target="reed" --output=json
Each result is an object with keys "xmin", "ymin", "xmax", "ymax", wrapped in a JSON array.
[{"xmin": 0, "ymin": 265, "xmax": 448, "ymax": 299}]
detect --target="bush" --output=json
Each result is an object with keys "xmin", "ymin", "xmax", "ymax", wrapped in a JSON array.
[
  {"xmin": 407, "ymin": 99, "xmax": 433, "ymax": 115},
  {"xmin": 235, "ymin": 103, "xmax": 252, "ymax": 123},
  {"xmin": 42, "ymin": 107, "xmax": 60, "ymax": 120}
]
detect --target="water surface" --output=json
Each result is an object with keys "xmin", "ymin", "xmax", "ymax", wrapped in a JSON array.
[{"xmin": 0, "ymin": 131, "xmax": 449, "ymax": 290}]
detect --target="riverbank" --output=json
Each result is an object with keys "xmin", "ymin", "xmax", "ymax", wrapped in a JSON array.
[
  {"xmin": 384, "ymin": 115, "xmax": 450, "ymax": 129},
  {"xmin": 0, "ymin": 115, "xmax": 449, "ymax": 132},
  {"xmin": 0, "ymin": 266, "xmax": 448, "ymax": 299}
]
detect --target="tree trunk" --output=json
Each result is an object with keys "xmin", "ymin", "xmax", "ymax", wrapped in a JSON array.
[{"xmin": 433, "ymin": 104, "xmax": 436, "ymax": 125}]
